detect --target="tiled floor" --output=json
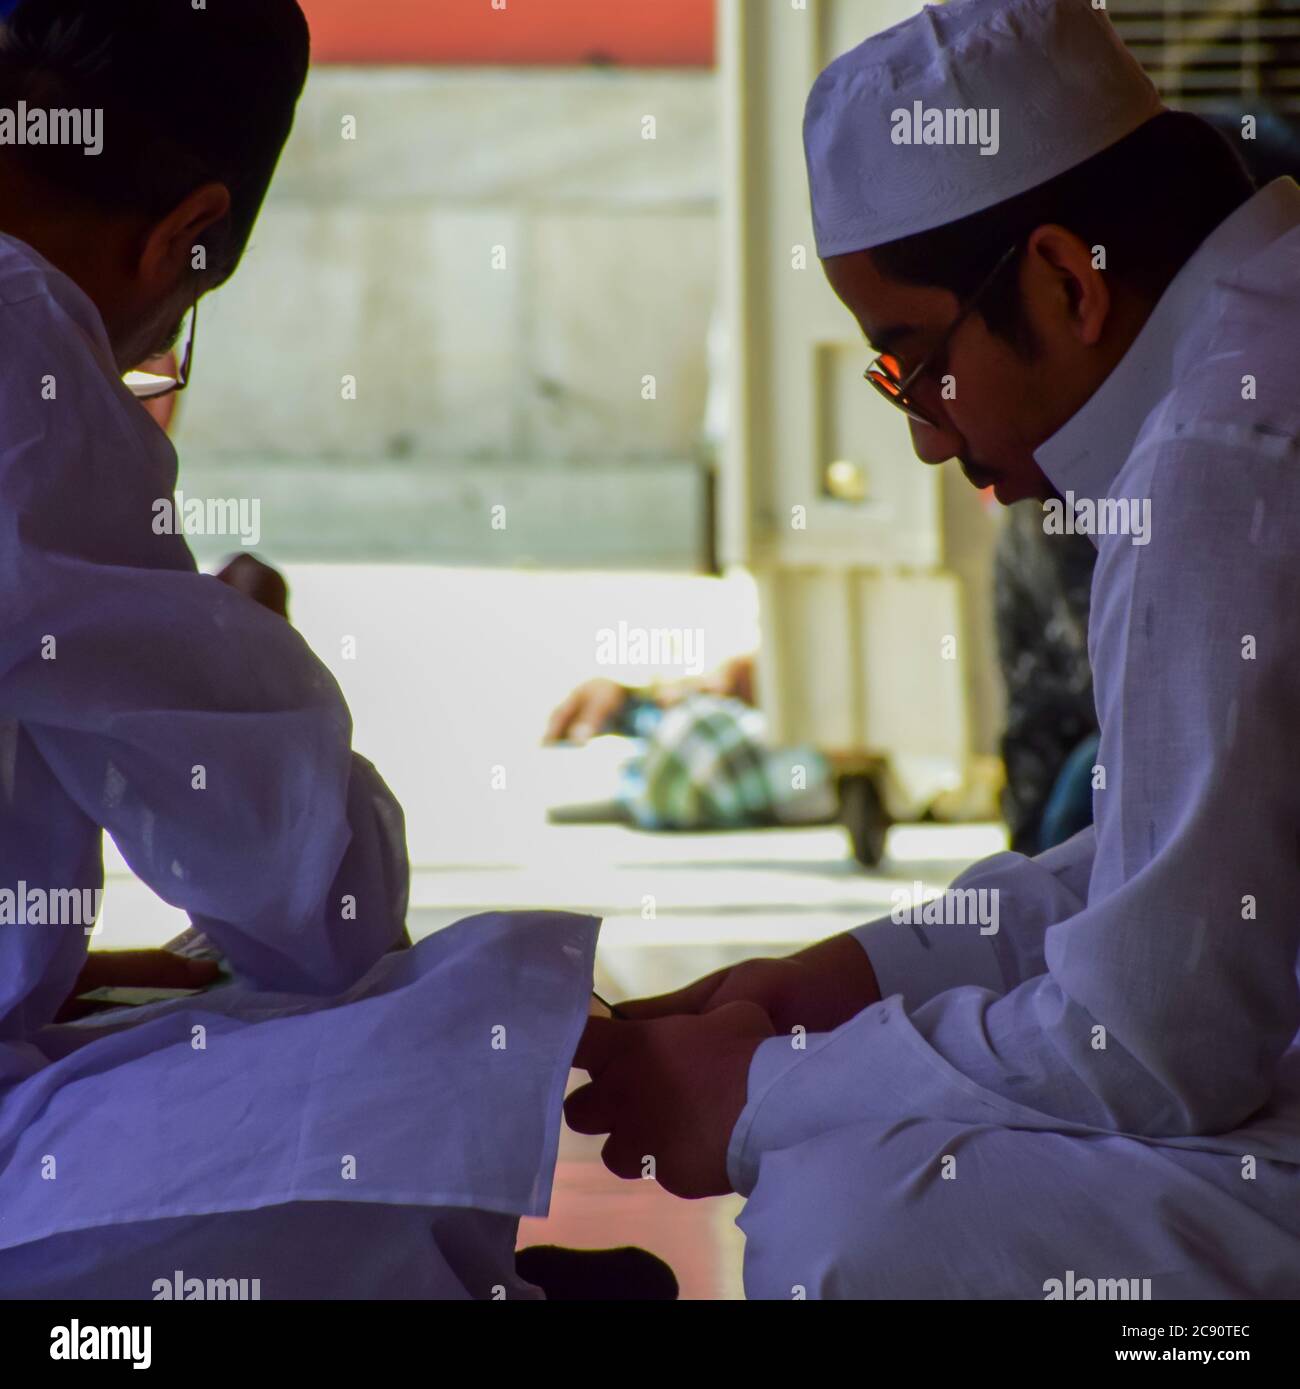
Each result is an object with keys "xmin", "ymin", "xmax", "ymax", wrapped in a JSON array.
[{"xmin": 518, "ymin": 1087, "xmax": 748, "ymax": 1300}]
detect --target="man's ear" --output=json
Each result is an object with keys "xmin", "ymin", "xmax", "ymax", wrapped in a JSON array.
[
  {"xmin": 1025, "ymin": 223, "xmax": 1110, "ymax": 349},
  {"xmin": 136, "ymin": 182, "xmax": 232, "ymax": 293}
]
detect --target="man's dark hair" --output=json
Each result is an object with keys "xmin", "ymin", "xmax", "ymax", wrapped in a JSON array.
[
  {"xmin": 870, "ymin": 110, "xmax": 1257, "ymax": 354},
  {"xmin": 0, "ymin": 0, "xmax": 310, "ymax": 283}
]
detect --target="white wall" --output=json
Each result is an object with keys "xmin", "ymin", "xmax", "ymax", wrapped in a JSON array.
[{"xmin": 172, "ymin": 68, "xmax": 721, "ymax": 568}]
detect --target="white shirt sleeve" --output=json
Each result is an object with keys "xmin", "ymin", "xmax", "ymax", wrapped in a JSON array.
[
  {"xmin": 0, "ymin": 278, "xmax": 408, "ymax": 997},
  {"xmin": 851, "ymin": 825, "xmax": 1096, "ymax": 1006},
  {"xmin": 11, "ymin": 563, "xmax": 411, "ymax": 996}
]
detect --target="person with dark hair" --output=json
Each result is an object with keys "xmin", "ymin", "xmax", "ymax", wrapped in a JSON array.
[
  {"xmin": 0, "ymin": 0, "xmax": 611, "ymax": 1300},
  {"xmin": 567, "ymin": 0, "xmax": 1300, "ymax": 1298}
]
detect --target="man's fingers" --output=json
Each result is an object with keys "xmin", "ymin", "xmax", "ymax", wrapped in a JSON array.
[
  {"xmin": 599, "ymin": 1132, "xmax": 647, "ymax": 1182},
  {"xmin": 613, "ymin": 967, "xmax": 728, "ymax": 1021},
  {"xmin": 564, "ymin": 1086, "xmax": 646, "ymax": 1180},
  {"xmin": 215, "ymin": 554, "xmax": 289, "ymax": 618},
  {"xmin": 544, "ymin": 694, "xmax": 579, "ymax": 744},
  {"xmin": 82, "ymin": 951, "xmax": 219, "ymax": 990},
  {"xmin": 570, "ymin": 1013, "xmax": 639, "ymax": 1073},
  {"xmin": 562, "ymin": 1080, "xmax": 610, "ymax": 1136},
  {"xmin": 544, "ymin": 680, "xmax": 628, "ymax": 745},
  {"xmin": 171, "ymin": 957, "xmax": 221, "ymax": 987},
  {"xmin": 567, "ymin": 693, "xmax": 615, "ymax": 744}
]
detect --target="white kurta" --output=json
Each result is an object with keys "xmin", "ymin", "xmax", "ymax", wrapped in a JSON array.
[
  {"xmin": 729, "ymin": 177, "xmax": 1300, "ymax": 1298},
  {"xmin": 0, "ymin": 232, "xmax": 598, "ymax": 1298}
]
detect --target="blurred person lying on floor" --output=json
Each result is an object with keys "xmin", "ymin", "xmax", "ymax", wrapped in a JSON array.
[
  {"xmin": 546, "ymin": 656, "xmax": 838, "ymax": 831},
  {"xmin": 544, "ymin": 514, "xmax": 1102, "ymax": 853}
]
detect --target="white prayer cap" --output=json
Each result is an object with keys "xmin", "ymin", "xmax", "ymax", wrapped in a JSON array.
[{"xmin": 805, "ymin": 0, "xmax": 1166, "ymax": 257}]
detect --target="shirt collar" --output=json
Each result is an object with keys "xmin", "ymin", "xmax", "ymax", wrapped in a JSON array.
[
  {"xmin": 1034, "ymin": 176, "xmax": 1300, "ymax": 504},
  {"xmin": 0, "ymin": 229, "xmax": 119, "ymax": 371}
]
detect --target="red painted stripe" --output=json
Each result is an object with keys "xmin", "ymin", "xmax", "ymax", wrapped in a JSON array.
[{"xmin": 300, "ymin": 0, "xmax": 716, "ymax": 67}]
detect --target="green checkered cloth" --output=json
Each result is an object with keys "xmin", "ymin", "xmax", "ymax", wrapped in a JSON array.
[{"xmin": 620, "ymin": 694, "xmax": 832, "ymax": 830}]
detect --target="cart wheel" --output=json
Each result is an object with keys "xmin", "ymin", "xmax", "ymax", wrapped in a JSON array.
[{"xmin": 840, "ymin": 772, "xmax": 891, "ymax": 868}]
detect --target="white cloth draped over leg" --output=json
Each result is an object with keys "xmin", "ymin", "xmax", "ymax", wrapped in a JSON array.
[
  {"xmin": 0, "ymin": 911, "xmax": 600, "ymax": 1299},
  {"xmin": 738, "ymin": 1115, "xmax": 1300, "ymax": 1300},
  {"xmin": 1, "ymin": 1203, "xmax": 539, "ymax": 1301}
]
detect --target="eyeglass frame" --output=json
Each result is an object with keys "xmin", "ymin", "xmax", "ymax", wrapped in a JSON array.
[
  {"xmin": 151, "ymin": 300, "xmax": 199, "ymax": 398},
  {"xmin": 864, "ymin": 242, "xmax": 1021, "ymax": 428}
]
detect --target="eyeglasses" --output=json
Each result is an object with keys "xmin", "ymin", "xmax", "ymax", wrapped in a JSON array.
[
  {"xmin": 864, "ymin": 243, "xmax": 1020, "ymax": 429},
  {"xmin": 123, "ymin": 300, "xmax": 199, "ymax": 400}
]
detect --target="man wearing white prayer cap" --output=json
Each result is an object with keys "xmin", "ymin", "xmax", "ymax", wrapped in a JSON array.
[{"xmin": 568, "ymin": 0, "xmax": 1300, "ymax": 1298}]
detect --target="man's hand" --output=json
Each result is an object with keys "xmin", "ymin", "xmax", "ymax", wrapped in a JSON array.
[
  {"xmin": 215, "ymin": 554, "xmax": 290, "ymax": 619},
  {"xmin": 544, "ymin": 677, "xmax": 630, "ymax": 745},
  {"xmin": 565, "ymin": 1002, "xmax": 776, "ymax": 1198},
  {"xmin": 615, "ymin": 932, "xmax": 881, "ymax": 1036},
  {"xmin": 55, "ymin": 950, "xmax": 221, "ymax": 1023}
]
